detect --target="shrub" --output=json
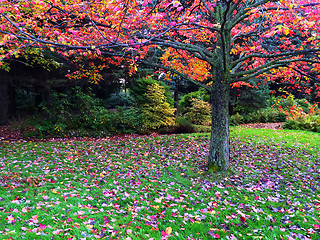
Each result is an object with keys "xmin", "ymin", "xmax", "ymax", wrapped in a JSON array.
[
  {"xmin": 130, "ymin": 76, "xmax": 173, "ymax": 106},
  {"xmin": 283, "ymin": 114, "xmax": 320, "ymax": 132},
  {"xmin": 107, "ymin": 91, "xmax": 135, "ymax": 108},
  {"xmin": 184, "ymin": 98, "xmax": 211, "ymax": 125},
  {"xmin": 173, "ymin": 117, "xmax": 196, "ymax": 133},
  {"xmin": 24, "ymin": 88, "xmax": 143, "ymax": 138},
  {"xmin": 270, "ymin": 94, "xmax": 312, "ymax": 120},
  {"xmin": 296, "ymin": 99, "xmax": 312, "ymax": 113},
  {"xmin": 158, "ymin": 117, "xmax": 197, "ymax": 134},
  {"xmin": 141, "ymin": 83, "xmax": 176, "ymax": 130},
  {"xmin": 232, "ymin": 105, "xmax": 257, "ymax": 115},
  {"xmin": 193, "ymin": 125, "xmax": 211, "ymax": 133},
  {"xmin": 247, "ymin": 108, "xmax": 287, "ymax": 123},
  {"xmin": 108, "ymin": 107, "xmax": 143, "ymax": 134},
  {"xmin": 179, "ymin": 90, "xmax": 209, "ymax": 115},
  {"xmin": 230, "ymin": 113, "xmax": 244, "ymax": 126}
]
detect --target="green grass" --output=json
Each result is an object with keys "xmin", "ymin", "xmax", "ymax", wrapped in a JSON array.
[
  {"xmin": 0, "ymin": 127, "xmax": 319, "ymax": 239},
  {"xmin": 232, "ymin": 126, "xmax": 320, "ymax": 150}
]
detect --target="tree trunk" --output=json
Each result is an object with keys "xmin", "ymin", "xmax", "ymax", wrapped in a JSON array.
[
  {"xmin": 0, "ymin": 73, "xmax": 8, "ymax": 125},
  {"xmin": 174, "ymin": 77, "xmax": 180, "ymax": 116},
  {"xmin": 208, "ymin": 79, "xmax": 230, "ymax": 172},
  {"xmin": 8, "ymin": 81, "xmax": 16, "ymax": 117},
  {"xmin": 207, "ymin": 3, "xmax": 232, "ymax": 171}
]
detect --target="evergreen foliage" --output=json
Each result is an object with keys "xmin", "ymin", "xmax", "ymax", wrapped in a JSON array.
[
  {"xmin": 25, "ymin": 88, "xmax": 143, "ymax": 137},
  {"xmin": 230, "ymin": 79, "xmax": 270, "ymax": 115},
  {"xmin": 184, "ymin": 98, "xmax": 212, "ymax": 126},
  {"xmin": 107, "ymin": 91, "xmax": 135, "ymax": 108},
  {"xmin": 179, "ymin": 90, "xmax": 209, "ymax": 115},
  {"xmin": 141, "ymin": 83, "xmax": 175, "ymax": 130},
  {"xmin": 130, "ymin": 76, "xmax": 173, "ymax": 107}
]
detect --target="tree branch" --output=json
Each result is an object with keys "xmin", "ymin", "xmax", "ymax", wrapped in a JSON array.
[
  {"xmin": 232, "ymin": 58, "xmax": 320, "ymax": 82},
  {"xmin": 231, "ymin": 49, "xmax": 320, "ymax": 68},
  {"xmin": 231, "ymin": 0, "xmax": 277, "ymax": 28},
  {"xmin": 263, "ymin": 3, "xmax": 320, "ymax": 11},
  {"xmin": 82, "ymin": 0, "xmax": 112, "ymax": 43},
  {"xmin": 292, "ymin": 67, "xmax": 320, "ymax": 83},
  {"xmin": 200, "ymin": 0, "xmax": 216, "ymax": 22},
  {"xmin": 139, "ymin": 59, "xmax": 211, "ymax": 91}
]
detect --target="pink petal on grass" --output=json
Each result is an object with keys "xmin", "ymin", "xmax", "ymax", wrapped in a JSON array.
[
  {"xmin": 39, "ymin": 224, "xmax": 46, "ymax": 231},
  {"xmin": 208, "ymin": 231, "xmax": 220, "ymax": 238},
  {"xmin": 53, "ymin": 229, "xmax": 63, "ymax": 235}
]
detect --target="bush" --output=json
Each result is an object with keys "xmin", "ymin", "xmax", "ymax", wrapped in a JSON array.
[
  {"xmin": 232, "ymin": 105, "xmax": 256, "ymax": 115},
  {"xmin": 296, "ymin": 99, "xmax": 312, "ymax": 113},
  {"xmin": 158, "ymin": 117, "xmax": 212, "ymax": 135},
  {"xmin": 270, "ymin": 94, "xmax": 313, "ymax": 120},
  {"xmin": 130, "ymin": 76, "xmax": 173, "ymax": 106},
  {"xmin": 107, "ymin": 91, "xmax": 135, "ymax": 108},
  {"xmin": 158, "ymin": 117, "xmax": 197, "ymax": 134},
  {"xmin": 193, "ymin": 125, "xmax": 211, "ymax": 133},
  {"xmin": 179, "ymin": 90, "xmax": 209, "ymax": 115},
  {"xmin": 246, "ymin": 108, "xmax": 286, "ymax": 123},
  {"xmin": 283, "ymin": 114, "xmax": 320, "ymax": 132},
  {"xmin": 141, "ymin": 83, "xmax": 176, "ymax": 130},
  {"xmin": 24, "ymin": 88, "xmax": 143, "ymax": 138},
  {"xmin": 230, "ymin": 113, "xmax": 244, "ymax": 126},
  {"xmin": 174, "ymin": 117, "xmax": 196, "ymax": 133},
  {"xmin": 184, "ymin": 98, "xmax": 211, "ymax": 125},
  {"xmin": 108, "ymin": 107, "xmax": 143, "ymax": 135}
]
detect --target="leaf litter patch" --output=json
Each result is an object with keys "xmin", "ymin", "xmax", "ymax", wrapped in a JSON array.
[{"xmin": 0, "ymin": 133, "xmax": 319, "ymax": 239}]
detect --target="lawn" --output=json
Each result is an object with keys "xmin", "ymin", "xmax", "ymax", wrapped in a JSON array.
[{"xmin": 0, "ymin": 127, "xmax": 319, "ymax": 239}]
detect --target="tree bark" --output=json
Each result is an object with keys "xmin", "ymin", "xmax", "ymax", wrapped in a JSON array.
[
  {"xmin": 208, "ymin": 79, "xmax": 230, "ymax": 172},
  {"xmin": 0, "ymin": 72, "xmax": 8, "ymax": 125},
  {"xmin": 207, "ymin": 1, "xmax": 232, "ymax": 172},
  {"xmin": 8, "ymin": 81, "xmax": 16, "ymax": 117},
  {"xmin": 174, "ymin": 77, "xmax": 180, "ymax": 116}
]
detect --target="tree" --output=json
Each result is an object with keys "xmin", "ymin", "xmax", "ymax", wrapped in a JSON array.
[
  {"xmin": 0, "ymin": 48, "xmax": 66, "ymax": 124},
  {"xmin": 141, "ymin": 83, "xmax": 176, "ymax": 130},
  {"xmin": 1, "ymin": 0, "xmax": 320, "ymax": 171}
]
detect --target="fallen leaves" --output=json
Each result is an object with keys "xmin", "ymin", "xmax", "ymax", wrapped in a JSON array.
[{"xmin": 0, "ymin": 131, "xmax": 319, "ymax": 239}]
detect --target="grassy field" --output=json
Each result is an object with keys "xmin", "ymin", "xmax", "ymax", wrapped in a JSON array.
[{"xmin": 0, "ymin": 127, "xmax": 319, "ymax": 239}]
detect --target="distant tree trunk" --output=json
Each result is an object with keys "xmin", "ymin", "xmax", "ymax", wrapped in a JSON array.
[
  {"xmin": 174, "ymin": 77, "xmax": 180, "ymax": 116},
  {"xmin": 35, "ymin": 69, "xmax": 51, "ymax": 107},
  {"xmin": 8, "ymin": 81, "xmax": 16, "ymax": 117},
  {"xmin": 0, "ymin": 72, "xmax": 8, "ymax": 125}
]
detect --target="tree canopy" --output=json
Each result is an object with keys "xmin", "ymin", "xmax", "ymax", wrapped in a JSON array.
[{"xmin": 1, "ymin": 0, "xmax": 320, "ymax": 171}]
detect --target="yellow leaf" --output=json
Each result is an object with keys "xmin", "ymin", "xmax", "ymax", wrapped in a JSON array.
[
  {"xmin": 210, "ymin": 228, "xmax": 220, "ymax": 231},
  {"xmin": 283, "ymin": 28, "xmax": 290, "ymax": 35},
  {"xmin": 86, "ymin": 224, "xmax": 94, "ymax": 229},
  {"xmin": 166, "ymin": 227, "xmax": 172, "ymax": 235}
]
